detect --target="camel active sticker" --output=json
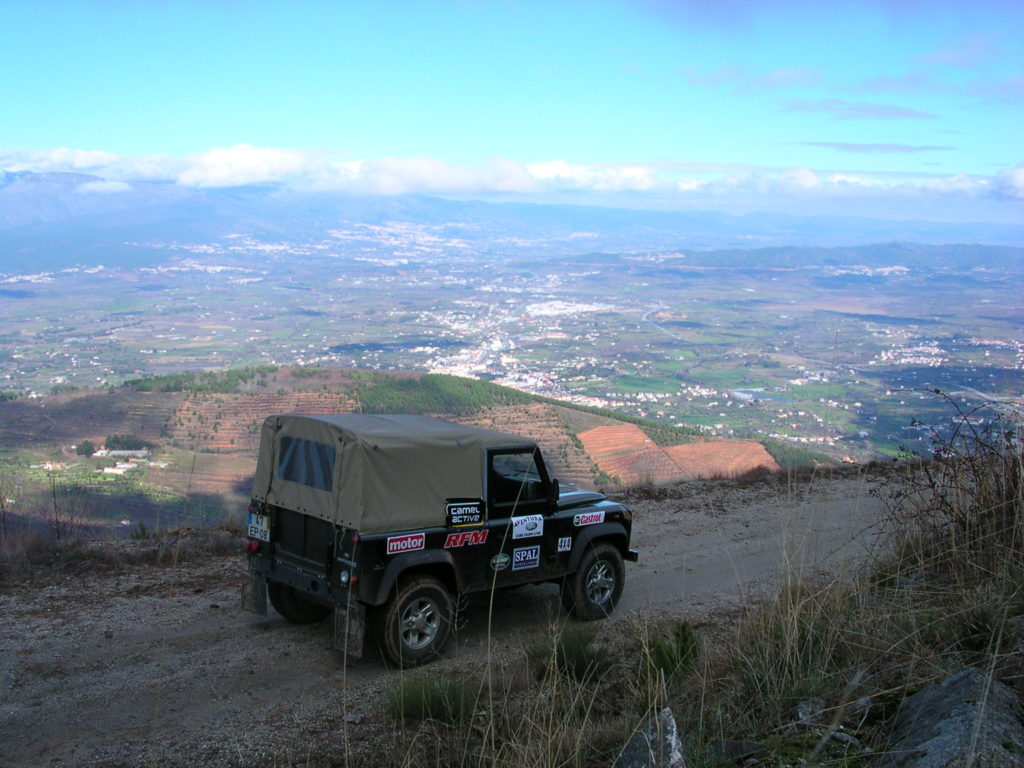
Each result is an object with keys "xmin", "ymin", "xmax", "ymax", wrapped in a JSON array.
[
  {"xmin": 446, "ymin": 500, "xmax": 484, "ymax": 527},
  {"xmin": 490, "ymin": 553, "xmax": 510, "ymax": 571},
  {"xmin": 513, "ymin": 545, "xmax": 540, "ymax": 571},
  {"xmin": 573, "ymin": 511, "xmax": 605, "ymax": 527},
  {"xmin": 512, "ymin": 514, "xmax": 543, "ymax": 539}
]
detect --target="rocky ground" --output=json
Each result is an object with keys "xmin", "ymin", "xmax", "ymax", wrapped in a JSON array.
[{"xmin": 0, "ymin": 470, "xmax": 889, "ymax": 767}]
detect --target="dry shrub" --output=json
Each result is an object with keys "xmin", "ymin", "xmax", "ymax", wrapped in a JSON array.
[
  {"xmin": 0, "ymin": 525, "xmax": 242, "ymax": 583},
  {"xmin": 881, "ymin": 394, "xmax": 1023, "ymax": 585}
]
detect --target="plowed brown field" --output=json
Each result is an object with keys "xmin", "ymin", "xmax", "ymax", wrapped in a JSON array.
[
  {"xmin": 578, "ymin": 424, "xmax": 683, "ymax": 486},
  {"xmin": 664, "ymin": 439, "xmax": 780, "ymax": 478},
  {"xmin": 579, "ymin": 425, "xmax": 780, "ymax": 486}
]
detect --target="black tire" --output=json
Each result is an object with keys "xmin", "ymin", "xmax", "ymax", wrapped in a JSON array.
[
  {"xmin": 379, "ymin": 576, "xmax": 454, "ymax": 668},
  {"xmin": 561, "ymin": 542, "xmax": 624, "ymax": 621},
  {"xmin": 267, "ymin": 581, "xmax": 332, "ymax": 624}
]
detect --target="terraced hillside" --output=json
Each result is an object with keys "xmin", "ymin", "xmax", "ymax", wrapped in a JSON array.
[
  {"xmin": 0, "ymin": 389, "xmax": 183, "ymax": 448},
  {"xmin": 1, "ymin": 368, "xmax": 817, "ymax": 533},
  {"xmin": 165, "ymin": 391, "xmax": 360, "ymax": 454},
  {"xmin": 458, "ymin": 403, "xmax": 598, "ymax": 489}
]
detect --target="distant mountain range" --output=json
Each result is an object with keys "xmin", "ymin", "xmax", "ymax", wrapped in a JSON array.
[{"xmin": 0, "ymin": 171, "xmax": 1021, "ymax": 273}]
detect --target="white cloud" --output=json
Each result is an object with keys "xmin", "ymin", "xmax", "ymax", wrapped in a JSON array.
[
  {"xmin": 177, "ymin": 144, "xmax": 317, "ymax": 187},
  {"xmin": 76, "ymin": 180, "xmax": 132, "ymax": 194},
  {"xmin": 676, "ymin": 178, "xmax": 708, "ymax": 192},
  {"xmin": 779, "ymin": 167, "xmax": 821, "ymax": 190},
  {"xmin": 992, "ymin": 162, "xmax": 1024, "ymax": 200},
  {"xmin": 918, "ymin": 172, "xmax": 989, "ymax": 196},
  {"xmin": 526, "ymin": 160, "xmax": 658, "ymax": 191},
  {"xmin": 0, "ymin": 147, "xmax": 120, "ymax": 174},
  {"xmin": 1, "ymin": 144, "xmax": 1021, "ymax": 222}
]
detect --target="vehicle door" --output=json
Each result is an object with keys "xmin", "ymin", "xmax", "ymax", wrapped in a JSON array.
[{"xmin": 480, "ymin": 446, "xmax": 558, "ymax": 588}]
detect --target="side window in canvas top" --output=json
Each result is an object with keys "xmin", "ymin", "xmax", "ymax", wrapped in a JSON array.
[{"xmin": 277, "ymin": 436, "xmax": 336, "ymax": 492}]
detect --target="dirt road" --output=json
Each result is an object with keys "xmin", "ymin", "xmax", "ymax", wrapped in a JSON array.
[{"xmin": 0, "ymin": 472, "xmax": 888, "ymax": 767}]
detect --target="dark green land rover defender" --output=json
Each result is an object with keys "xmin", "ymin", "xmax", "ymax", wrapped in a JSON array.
[{"xmin": 241, "ymin": 413, "xmax": 637, "ymax": 666}]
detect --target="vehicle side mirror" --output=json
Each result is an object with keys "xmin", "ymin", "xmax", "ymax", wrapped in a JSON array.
[{"xmin": 548, "ymin": 478, "xmax": 560, "ymax": 508}]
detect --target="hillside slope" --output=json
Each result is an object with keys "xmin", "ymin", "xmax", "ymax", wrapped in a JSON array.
[
  {"xmin": 0, "ymin": 369, "xmax": 829, "ymax": 535},
  {"xmin": 0, "ymin": 470, "xmax": 886, "ymax": 767}
]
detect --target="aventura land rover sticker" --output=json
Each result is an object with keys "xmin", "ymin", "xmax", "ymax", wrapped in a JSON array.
[
  {"xmin": 512, "ymin": 514, "xmax": 544, "ymax": 539},
  {"xmin": 573, "ymin": 511, "xmax": 605, "ymax": 527},
  {"xmin": 444, "ymin": 530, "xmax": 489, "ymax": 548},
  {"xmin": 386, "ymin": 533, "xmax": 425, "ymax": 555},
  {"xmin": 490, "ymin": 553, "xmax": 510, "ymax": 571},
  {"xmin": 513, "ymin": 545, "xmax": 540, "ymax": 571},
  {"xmin": 557, "ymin": 536, "xmax": 572, "ymax": 552},
  {"xmin": 446, "ymin": 500, "xmax": 484, "ymax": 527}
]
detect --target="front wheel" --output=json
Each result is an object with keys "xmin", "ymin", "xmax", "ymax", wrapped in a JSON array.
[
  {"xmin": 267, "ymin": 581, "xmax": 332, "ymax": 624},
  {"xmin": 380, "ymin": 576, "xmax": 454, "ymax": 667},
  {"xmin": 561, "ymin": 543, "xmax": 624, "ymax": 621}
]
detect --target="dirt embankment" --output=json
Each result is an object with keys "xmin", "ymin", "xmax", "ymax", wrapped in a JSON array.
[{"xmin": 0, "ymin": 471, "xmax": 888, "ymax": 767}]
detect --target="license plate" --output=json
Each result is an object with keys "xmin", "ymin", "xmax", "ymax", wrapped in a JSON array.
[{"xmin": 247, "ymin": 512, "xmax": 271, "ymax": 542}]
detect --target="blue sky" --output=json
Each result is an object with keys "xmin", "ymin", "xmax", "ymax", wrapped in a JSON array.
[{"xmin": 2, "ymin": 0, "xmax": 1022, "ymax": 222}]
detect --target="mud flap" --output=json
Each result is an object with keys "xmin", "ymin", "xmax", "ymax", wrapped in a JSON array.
[
  {"xmin": 240, "ymin": 571, "xmax": 268, "ymax": 615},
  {"xmin": 333, "ymin": 597, "xmax": 366, "ymax": 660}
]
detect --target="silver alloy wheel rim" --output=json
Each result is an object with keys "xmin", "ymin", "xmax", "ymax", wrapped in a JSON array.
[
  {"xmin": 401, "ymin": 597, "xmax": 440, "ymax": 650},
  {"xmin": 585, "ymin": 560, "xmax": 614, "ymax": 605}
]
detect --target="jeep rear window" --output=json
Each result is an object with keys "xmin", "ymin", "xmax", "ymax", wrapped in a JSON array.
[{"xmin": 277, "ymin": 436, "xmax": 336, "ymax": 492}]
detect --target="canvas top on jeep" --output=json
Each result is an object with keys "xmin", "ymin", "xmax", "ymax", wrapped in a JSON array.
[{"xmin": 250, "ymin": 413, "xmax": 537, "ymax": 534}]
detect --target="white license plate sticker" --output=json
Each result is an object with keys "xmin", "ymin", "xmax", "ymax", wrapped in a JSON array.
[{"xmin": 247, "ymin": 512, "xmax": 271, "ymax": 542}]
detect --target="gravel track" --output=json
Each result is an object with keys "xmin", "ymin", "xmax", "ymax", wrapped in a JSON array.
[{"xmin": 0, "ymin": 472, "xmax": 887, "ymax": 767}]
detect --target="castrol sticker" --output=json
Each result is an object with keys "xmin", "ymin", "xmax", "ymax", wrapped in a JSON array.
[
  {"xmin": 386, "ymin": 533, "xmax": 425, "ymax": 555},
  {"xmin": 573, "ymin": 511, "xmax": 605, "ymax": 527}
]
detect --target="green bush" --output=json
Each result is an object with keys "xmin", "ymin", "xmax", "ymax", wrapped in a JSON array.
[
  {"xmin": 647, "ymin": 620, "xmax": 700, "ymax": 683},
  {"xmin": 387, "ymin": 673, "xmax": 478, "ymax": 725},
  {"xmin": 526, "ymin": 625, "xmax": 611, "ymax": 684}
]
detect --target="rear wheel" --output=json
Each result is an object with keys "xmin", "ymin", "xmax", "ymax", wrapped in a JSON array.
[
  {"xmin": 267, "ymin": 581, "xmax": 332, "ymax": 624},
  {"xmin": 561, "ymin": 543, "xmax": 624, "ymax": 621},
  {"xmin": 380, "ymin": 576, "xmax": 454, "ymax": 667}
]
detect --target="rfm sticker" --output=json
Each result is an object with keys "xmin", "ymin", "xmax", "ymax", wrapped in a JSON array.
[{"xmin": 444, "ymin": 530, "xmax": 489, "ymax": 548}]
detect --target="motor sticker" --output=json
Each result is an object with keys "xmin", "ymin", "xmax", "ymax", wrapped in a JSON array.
[
  {"xmin": 444, "ymin": 530, "xmax": 489, "ymax": 548},
  {"xmin": 386, "ymin": 533, "xmax": 425, "ymax": 555},
  {"xmin": 513, "ymin": 545, "xmax": 541, "ymax": 571},
  {"xmin": 573, "ymin": 511, "xmax": 605, "ymax": 527},
  {"xmin": 512, "ymin": 514, "xmax": 544, "ymax": 539},
  {"xmin": 557, "ymin": 536, "xmax": 572, "ymax": 552}
]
